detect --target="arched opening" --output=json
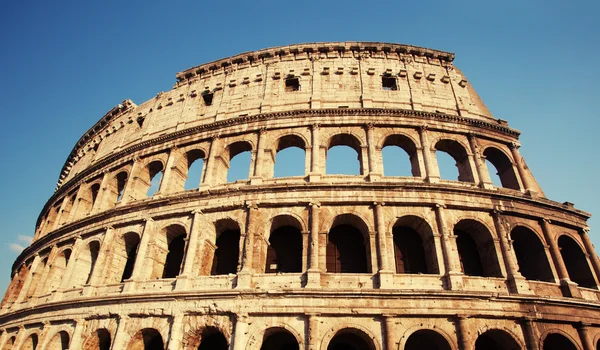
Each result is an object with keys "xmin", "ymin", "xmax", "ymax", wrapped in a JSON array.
[
  {"xmin": 197, "ymin": 327, "xmax": 228, "ymax": 350},
  {"xmin": 260, "ymin": 327, "xmax": 300, "ymax": 350},
  {"xmin": 44, "ymin": 249, "xmax": 71, "ymax": 293},
  {"xmin": 327, "ymin": 215, "xmax": 370, "ymax": 273},
  {"xmin": 405, "ymin": 329, "xmax": 452, "ymax": 350},
  {"xmin": 454, "ymin": 220, "xmax": 502, "ymax": 277},
  {"xmin": 26, "ymin": 257, "xmax": 47, "ymax": 297},
  {"xmin": 474, "ymin": 329, "xmax": 521, "ymax": 350},
  {"xmin": 392, "ymin": 216, "xmax": 439, "ymax": 274},
  {"xmin": 211, "ymin": 220, "xmax": 241, "ymax": 275},
  {"xmin": 511, "ymin": 226, "xmax": 554, "ymax": 282},
  {"xmin": 226, "ymin": 141, "xmax": 253, "ymax": 183},
  {"xmin": 326, "ymin": 134, "xmax": 363, "ymax": 175},
  {"xmin": 382, "ymin": 134, "xmax": 420, "ymax": 177},
  {"xmin": 115, "ymin": 171, "xmax": 129, "ymax": 203},
  {"xmin": 121, "ymin": 232, "xmax": 140, "ymax": 282},
  {"xmin": 1, "ymin": 263, "xmax": 29, "ymax": 307},
  {"xmin": 543, "ymin": 333, "xmax": 577, "ymax": 350},
  {"xmin": 184, "ymin": 149, "xmax": 206, "ymax": 190},
  {"xmin": 146, "ymin": 161, "xmax": 164, "ymax": 197},
  {"xmin": 21, "ymin": 334, "xmax": 39, "ymax": 350},
  {"xmin": 60, "ymin": 193, "xmax": 76, "ymax": 225},
  {"xmin": 90, "ymin": 183, "xmax": 101, "ymax": 209},
  {"xmin": 327, "ymin": 328, "xmax": 375, "ymax": 350},
  {"xmin": 265, "ymin": 220, "xmax": 303, "ymax": 273},
  {"xmin": 435, "ymin": 139, "xmax": 474, "ymax": 182},
  {"xmin": 69, "ymin": 241, "xmax": 100, "ymax": 287},
  {"xmin": 46, "ymin": 330, "xmax": 70, "ymax": 350},
  {"xmin": 84, "ymin": 328, "xmax": 112, "ymax": 350},
  {"xmin": 161, "ymin": 225, "xmax": 187, "ymax": 279},
  {"xmin": 127, "ymin": 328, "xmax": 164, "ymax": 350},
  {"xmin": 558, "ymin": 235, "xmax": 597, "ymax": 288},
  {"xmin": 274, "ymin": 135, "xmax": 306, "ymax": 177},
  {"xmin": 2, "ymin": 336, "xmax": 15, "ymax": 350},
  {"xmin": 483, "ymin": 147, "xmax": 520, "ymax": 190}
]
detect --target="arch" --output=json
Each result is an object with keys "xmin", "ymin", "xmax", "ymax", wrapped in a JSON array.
[
  {"xmin": 2, "ymin": 336, "xmax": 15, "ymax": 350},
  {"xmin": 184, "ymin": 149, "xmax": 206, "ymax": 190},
  {"xmin": 1, "ymin": 263, "xmax": 30, "ymax": 307},
  {"xmin": 274, "ymin": 135, "xmax": 306, "ymax": 178},
  {"xmin": 326, "ymin": 214, "xmax": 370, "ymax": 273},
  {"xmin": 382, "ymin": 134, "xmax": 420, "ymax": 177},
  {"xmin": 226, "ymin": 141, "xmax": 253, "ymax": 183},
  {"xmin": 127, "ymin": 328, "xmax": 164, "ymax": 350},
  {"xmin": 20, "ymin": 333, "xmax": 39, "ymax": 350},
  {"xmin": 45, "ymin": 330, "xmax": 70, "ymax": 350},
  {"xmin": 114, "ymin": 171, "xmax": 129, "ymax": 203},
  {"xmin": 260, "ymin": 327, "xmax": 300, "ymax": 350},
  {"xmin": 558, "ymin": 235, "xmax": 597, "ymax": 288},
  {"xmin": 265, "ymin": 220, "xmax": 302, "ymax": 273},
  {"xmin": 82, "ymin": 328, "xmax": 112, "ymax": 350},
  {"xmin": 483, "ymin": 147, "xmax": 520, "ymax": 190},
  {"xmin": 59, "ymin": 193, "xmax": 77, "ymax": 225},
  {"xmin": 157, "ymin": 224, "xmax": 187, "ymax": 279},
  {"xmin": 326, "ymin": 328, "xmax": 376, "ymax": 350},
  {"xmin": 474, "ymin": 329, "xmax": 521, "ymax": 350},
  {"xmin": 327, "ymin": 133, "xmax": 363, "ymax": 175},
  {"xmin": 70, "ymin": 240, "xmax": 101, "ymax": 287},
  {"xmin": 434, "ymin": 139, "xmax": 474, "ymax": 182},
  {"xmin": 404, "ymin": 329, "xmax": 452, "ymax": 350},
  {"xmin": 146, "ymin": 160, "xmax": 165, "ymax": 197},
  {"xmin": 211, "ymin": 219, "xmax": 241, "ymax": 275},
  {"xmin": 392, "ymin": 215, "xmax": 438, "ymax": 274},
  {"xmin": 543, "ymin": 333, "xmax": 578, "ymax": 350},
  {"xmin": 454, "ymin": 219, "xmax": 502, "ymax": 277},
  {"xmin": 26, "ymin": 257, "xmax": 48, "ymax": 297},
  {"xmin": 120, "ymin": 232, "xmax": 141, "ymax": 282},
  {"xmin": 196, "ymin": 326, "xmax": 228, "ymax": 350},
  {"xmin": 511, "ymin": 226, "xmax": 554, "ymax": 282},
  {"xmin": 44, "ymin": 248, "xmax": 71, "ymax": 293}
]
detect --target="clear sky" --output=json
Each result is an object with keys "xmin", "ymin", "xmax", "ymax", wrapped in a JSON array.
[{"xmin": 0, "ymin": 0, "xmax": 598, "ymax": 294}]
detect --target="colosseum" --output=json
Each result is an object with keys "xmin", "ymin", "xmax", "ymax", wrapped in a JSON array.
[{"xmin": 0, "ymin": 41, "xmax": 599, "ymax": 350}]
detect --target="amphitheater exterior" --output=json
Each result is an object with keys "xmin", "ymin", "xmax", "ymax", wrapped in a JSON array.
[{"xmin": 1, "ymin": 42, "xmax": 599, "ymax": 350}]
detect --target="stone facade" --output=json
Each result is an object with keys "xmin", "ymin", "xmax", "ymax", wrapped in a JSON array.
[{"xmin": 0, "ymin": 42, "xmax": 598, "ymax": 350}]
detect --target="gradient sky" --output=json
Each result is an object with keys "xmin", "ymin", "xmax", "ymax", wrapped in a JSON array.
[{"xmin": 0, "ymin": 0, "xmax": 598, "ymax": 294}]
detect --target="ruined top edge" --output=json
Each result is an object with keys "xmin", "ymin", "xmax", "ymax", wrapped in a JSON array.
[{"xmin": 175, "ymin": 42, "xmax": 455, "ymax": 82}]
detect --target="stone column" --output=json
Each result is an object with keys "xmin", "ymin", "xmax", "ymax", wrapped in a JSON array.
[
  {"xmin": 177, "ymin": 210, "xmax": 202, "ymax": 290},
  {"xmin": 91, "ymin": 171, "xmax": 110, "ymax": 214},
  {"xmin": 67, "ymin": 185, "xmax": 87, "ymax": 222},
  {"xmin": 238, "ymin": 204, "xmax": 258, "ymax": 288},
  {"xmin": 58, "ymin": 236, "xmax": 85, "ymax": 291},
  {"xmin": 306, "ymin": 313, "xmax": 319, "ymax": 350},
  {"xmin": 383, "ymin": 315, "xmax": 396, "ymax": 350},
  {"xmin": 309, "ymin": 124, "xmax": 321, "ymax": 181},
  {"xmin": 69, "ymin": 319, "xmax": 85, "ymax": 348},
  {"xmin": 365, "ymin": 123, "xmax": 380, "ymax": 181},
  {"xmin": 492, "ymin": 210, "xmax": 531, "ymax": 294},
  {"xmin": 468, "ymin": 134, "xmax": 493, "ymax": 189},
  {"xmin": 120, "ymin": 158, "xmax": 142, "ymax": 205},
  {"xmin": 434, "ymin": 205, "xmax": 462, "ymax": 289},
  {"xmin": 202, "ymin": 136, "xmax": 220, "ymax": 187},
  {"xmin": 540, "ymin": 219, "xmax": 580, "ymax": 298},
  {"xmin": 580, "ymin": 228, "xmax": 600, "ymax": 285},
  {"xmin": 418, "ymin": 126, "xmax": 438, "ymax": 183},
  {"xmin": 306, "ymin": 202, "xmax": 321, "ymax": 288},
  {"xmin": 159, "ymin": 146, "xmax": 186, "ymax": 195},
  {"xmin": 111, "ymin": 315, "xmax": 130, "ymax": 350},
  {"xmin": 123, "ymin": 218, "xmax": 154, "ymax": 292},
  {"xmin": 167, "ymin": 314, "xmax": 185, "ymax": 350},
  {"xmin": 577, "ymin": 323, "xmax": 595, "ymax": 350},
  {"xmin": 86, "ymin": 226, "xmax": 114, "ymax": 288},
  {"xmin": 14, "ymin": 255, "xmax": 41, "ymax": 304},
  {"xmin": 374, "ymin": 202, "xmax": 393, "ymax": 288},
  {"xmin": 251, "ymin": 128, "xmax": 266, "ymax": 184},
  {"xmin": 232, "ymin": 314, "xmax": 249, "ymax": 350},
  {"xmin": 520, "ymin": 318, "xmax": 539, "ymax": 350},
  {"xmin": 455, "ymin": 315, "xmax": 472, "ymax": 350},
  {"xmin": 54, "ymin": 193, "xmax": 73, "ymax": 230},
  {"xmin": 510, "ymin": 143, "xmax": 535, "ymax": 195}
]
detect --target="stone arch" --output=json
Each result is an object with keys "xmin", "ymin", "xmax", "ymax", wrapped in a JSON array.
[
  {"xmin": 211, "ymin": 218, "xmax": 242, "ymax": 275},
  {"xmin": 381, "ymin": 134, "xmax": 421, "ymax": 177},
  {"xmin": 272, "ymin": 134, "xmax": 308, "ymax": 178},
  {"xmin": 181, "ymin": 315, "xmax": 232, "ymax": 350},
  {"xmin": 43, "ymin": 329, "xmax": 71, "ymax": 350},
  {"xmin": 511, "ymin": 226, "xmax": 554, "ymax": 282},
  {"xmin": 19, "ymin": 332, "xmax": 39, "ymax": 350},
  {"xmin": 1, "ymin": 262, "xmax": 30, "ymax": 307},
  {"xmin": 392, "ymin": 215, "xmax": 439, "ymax": 274},
  {"xmin": 69, "ymin": 239, "xmax": 101, "ymax": 287},
  {"xmin": 74, "ymin": 181, "xmax": 102, "ymax": 219},
  {"xmin": 26, "ymin": 256, "xmax": 48, "ymax": 298},
  {"xmin": 82, "ymin": 328, "xmax": 112, "ymax": 350},
  {"xmin": 263, "ymin": 214, "xmax": 305, "ymax": 273},
  {"xmin": 257, "ymin": 326, "xmax": 301, "ymax": 350},
  {"xmin": 402, "ymin": 328, "xmax": 454, "ymax": 350},
  {"xmin": 220, "ymin": 140, "xmax": 253, "ymax": 184},
  {"xmin": 326, "ymin": 214, "xmax": 371, "ymax": 273},
  {"xmin": 1, "ymin": 336, "xmax": 15, "ymax": 350},
  {"xmin": 182, "ymin": 326, "xmax": 228, "ymax": 350},
  {"xmin": 145, "ymin": 160, "xmax": 165, "ymax": 197},
  {"xmin": 184, "ymin": 148, "xmax": 207, "ymax": 190},
  {"xmin": 453, "ymin": 219, "xmax": 502, "ymax": 277},
  {"xmin": 326, "ymin": 133, "xmax": 364, "ymax": 175},
  {"xmin": 126, "ymin": 328, "xmax": 164, "ymax": 350},
  {"xmin": 320, "ymin": 324, "xmax": 380, "ymax": 350},
  {"xmin": 483, "ymin": 146, "xmax": 520, "ymax": 190},
  {"xmin": 434, "ymin": 138, "xmax": 475, "ymax": 183},
  {"xmin": 147, "ymin": 224, "xmax": 187, "ymax": 279},
  {"xmin": 541, "ymin": 331, "xmax": 580, "ymax": 350},
  {"xmin": 104, "ymin": 169, "xmax": 129, "ymax": 207},
  {"xmin": 474, "ymin": 328, "xmax": 522, "ymax": 350},
  {"xmin": 43, "ymin": 247, "xmax": 72, "ymax": 294},
  {"xmin": 58, "ymin": 192, "xmax": 77, "ymax": 226},
  {"xmin": 558, "ymin": 234, "xmax": 597, "ymax": 288}
]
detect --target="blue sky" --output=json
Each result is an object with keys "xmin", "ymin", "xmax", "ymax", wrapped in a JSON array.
[{"xmin": 0, "ymin": 0, "xmax": 598, "ymax": 294}]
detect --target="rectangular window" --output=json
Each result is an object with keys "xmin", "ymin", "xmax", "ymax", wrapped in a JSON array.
[
  {"xmin": 285, "ymin": 77, "xmax": 300, "ymax": 92},
  {"xmin": 382, "ymin": 75, "xmax": 398, "ymax": 91}
]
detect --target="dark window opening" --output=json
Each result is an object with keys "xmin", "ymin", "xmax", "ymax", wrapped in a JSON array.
[
  {"xmin": 285, "ymin": 77, "xmax": 300, "ymax": 91},
  {"xmin": 405, "ymin": 330, "xmax": 452, "ymax": 350},
  {"xmin": 327, "ymin": 330, "xmax": 374, "ymax": 350},
  {"xmin": 146, "ymin": 161, "xmax": 164, "ymax": 197},
  {"xmin": 58, "ymin": 331, "xmax": 70, "ymax": 350},
  {"xmin": 327, "ymin": 225, "xmax": 368, "ymax": 273},
  {"xmin": 85, "ymin": 241, "xmax": 100, "ymax": 285},
  {"xmin": 558, "ymin": 235, "xmax": 597, "ymax": 288},
  {"xmin": 162, "ymin": 234, "xmax": 186, "ymax": 278},
  {"xmin": 543, "ymin": 333, "xmax": 577, "ymax": 350},
  {"xmin": 511, "ymin": 227, "xmax": 554, "ymax": 282},
  {"xmin": 455, "ymin": 230, "xmax": 484, "ymax": 277},
  {"xmin": 393, "ymin": 226, "xmax": 428, "ymax": 274},
  {"xmin": 198, "ymin": 327, "xmax": 228, "ymax": 350},
  {"xmin": 202, "ymin": 91, "xmax": 214, "ymax": 106},
  {"xmin": 90, "ymin": 183, "xmax": 101, "ymax": 207},
  {"xmin": 116, "ymin": 171, "xmax": 128, "ymax": 202},
  {"xmin": 261, "ymin": 329, "xmax": 299, "ymax": 350},
  {"xmin": 211, "ymin": 229, "xmax": 240, "ymax": 275},
  {"xmin": 265, "ymin": 226, "xmax": 302, "ymax": 273},
  {"xmin": 475, "ymin": 330, "xmax": 521, "ymax": 350},
  {"xmin": 121, "ymin": 233, "xmax": 140, "ymax": 282},
  {"xmin": 382, "ymin": 75, "xmax": 398, "ymax": 90},
  {"xmin": 136, "ymin": 116, "xmax": 145, "ymax": 128},
  {"xmin": 141, "ymin": 329, "xmax": 164, "ymax": 350},
  {"xmin": 97, "ymin": 329, "xmax": 112, "ymax": 350}
]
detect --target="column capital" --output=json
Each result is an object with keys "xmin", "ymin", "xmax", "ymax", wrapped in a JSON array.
[
  {"xmin": 143, "ymin": 216, "xmax": 154, "ymax": 223},
  {"xmin": 418, "ymin": 124, "xmax": 428, "ymax": 132},
  {"xmin": 245, "ymin": 201, "xmax": 259, "ymax": 210},
  {"xmin": 373, "ymin": 201, "xmax": 385, "ymax": 207},
  {"xmin": 105, "ymin": 225, "xmax": 114, "ymax": 231},
  {"xmin": 509, "ymin": 142, "xmax": 521, "ymax": 150},
  {"xmin": 434, "ymin": 203, "xmax": 447, "ymax": 209},
  {"xmin": 312, "ymin": 123, "xmax": 321, "ymax": 130},
  {"xmin": 309, "ymin": 201, "xmax": 321, "ymax": 208},
  {"xmin": 258, "ymin": 127, "xmax": 267, "ymax": 134},
  {"xmin": 364, "ymin": 122, "xmax": 375, "ymax": 130},
  {"xmin": 191, "ymin": 209, "xmax": 203, "ymax": 215},
  {"xmin": 541, "ymin": 218, "xmax": 551, "ymax": 225}
]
